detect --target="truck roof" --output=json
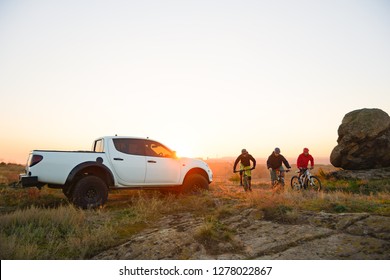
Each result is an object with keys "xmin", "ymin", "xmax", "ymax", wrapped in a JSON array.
[{"xmin": 98, "ymin": 136, "xmax": 154, "ymax": 140}]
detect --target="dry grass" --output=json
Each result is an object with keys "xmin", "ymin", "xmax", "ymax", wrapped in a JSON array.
[
  {"xmin": 194, "ymin": 215, "xmax": 242, "ymax": 255},
  {"xmin": 0, "ymin": 163, "xmax": 24, "ymax": 185},
  {"xmin": 0, "ymin": 163, "xmax": 389, "ymax": 259},
  {"xmin": 0, "ymin": 185, "xmax": 68, "ymax": 215},
  {"xmin": 0, "ymin": 205, "xmax": 115, "ymax": 259},
  {"xmin": 251, "ymin": 188, "xmax": 388, "ymax": 215}
]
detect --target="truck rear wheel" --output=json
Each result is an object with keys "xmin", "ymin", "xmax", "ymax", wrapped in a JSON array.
[
  {"xmin": 71, "ymin": 176, "xmax": 108, "ymax": 209},
  {"xmin": 62, "ymin": 188, "xmax": 72, "ymax": 199},
  {"xmin": 182, "ymin": 174, "xmax": 209, "ymax": 193}
]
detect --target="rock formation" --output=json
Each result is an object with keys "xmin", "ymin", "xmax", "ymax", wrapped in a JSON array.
[
  {"xmin": 93, "ymin": 209, "xmax": 390, "ymax": 260},
  {"xmin": 330, "ymin": 108, "xmax": 390, "ymax": 170}
]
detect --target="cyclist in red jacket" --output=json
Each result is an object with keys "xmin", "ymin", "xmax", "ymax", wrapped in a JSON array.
[{"xmin": 297, "ymin": 148, "xmax": 314, "ymax": 175}]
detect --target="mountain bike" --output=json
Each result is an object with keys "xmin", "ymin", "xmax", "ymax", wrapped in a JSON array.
[
  {"xmin": 234, "ymin": 167, "xmax": 254, "ymax": 192},
  {"xmin": 271, "ymin": 169, "xmax": 290, "ymax": 191},
  {"xmin": 290, "ymin": 168, "xmax": 321, "ymax": 191}
]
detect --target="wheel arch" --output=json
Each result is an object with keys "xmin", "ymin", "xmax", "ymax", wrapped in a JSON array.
[
  {"xmin": 64, "ymin": 161, "xmax": 115, "ymax": 193},
  {"xmin": 183, "ymin": 168, "xmax": 210, "ymax": 183}
]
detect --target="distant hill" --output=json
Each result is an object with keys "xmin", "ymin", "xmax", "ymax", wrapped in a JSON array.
[{"xmin": 206, "ymin": 156, "xmax": 330, "ymax": 165}]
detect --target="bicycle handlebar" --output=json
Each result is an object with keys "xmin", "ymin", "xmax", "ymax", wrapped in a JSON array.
[
  {"xmin": 269, "ymin": 168, "xmax": 290, "ymax": 173},
  {"xmin": 234, "ymin": 168, "xmax": 255, "ymax": 173}
]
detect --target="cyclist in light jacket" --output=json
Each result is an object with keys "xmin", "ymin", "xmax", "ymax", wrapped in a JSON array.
[{"xmin": 233, "ymin": 149, "xmax": 256, "ymax": 190}]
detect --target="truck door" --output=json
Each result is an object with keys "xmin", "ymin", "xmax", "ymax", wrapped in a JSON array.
[
  {"xmin": 144, "ymin": 140, "xmax": 181, "ymax": 184},
  {"xmin": 109, "ymin": 138, "xmax": 146, "ymax": 185}
]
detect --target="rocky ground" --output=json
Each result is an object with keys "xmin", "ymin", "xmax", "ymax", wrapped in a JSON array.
[
  {"xmin": 94, "ymin": 208, "xmax": 390, "ymax": 260},
  {"xmin": 329, "ymin": 167, "xmax": 390, "ymax": 181}
]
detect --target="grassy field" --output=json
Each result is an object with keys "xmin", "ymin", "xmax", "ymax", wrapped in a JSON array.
[
  {"xmin": 1, "ymin": 162, "xmax": 389, "ymax": 259},
  {"xmin": 0, "ymin": 162, "xmax": 24, "ymax": 185}
]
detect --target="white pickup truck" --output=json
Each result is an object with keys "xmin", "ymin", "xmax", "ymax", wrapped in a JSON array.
[{"xmin": 20, "ymin": 136, "xmax": 213, "ymax": 208}]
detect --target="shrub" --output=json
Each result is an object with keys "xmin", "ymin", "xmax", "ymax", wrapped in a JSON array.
[
  {"xmin": 332, "ymin": 204, "xmax": 349, "ymax": 213},
  {"xmin": 194, "ymin": 216, "xmax": 241, "ymax": 255}
]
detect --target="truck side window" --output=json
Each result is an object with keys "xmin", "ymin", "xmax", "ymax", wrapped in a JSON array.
[
  {"xmin": 94, "ymin": 139, "xmax": 104, "ymax": 152},
  {"xmin": 145, "ymin": 140, "xmax": 174, "ymax": 158},
  {"xmin": 113, "ymin": 139, "xmax": 145, "ymax": 156}
]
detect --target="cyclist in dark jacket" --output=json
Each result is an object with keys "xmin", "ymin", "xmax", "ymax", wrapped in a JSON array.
[
  {"xmin": 233, "ymin": 149, "xmax": 256, "ymax": 190},
  {"xmin": 267, "ymin": 147, "xmax": 291, "ymax": 186}
]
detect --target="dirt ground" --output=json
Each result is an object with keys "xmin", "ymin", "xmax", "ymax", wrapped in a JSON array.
[
  {"xmin": 94, "ymin": 188, "xmax": 390, "ymax": 260},
  {"xmin": 94, "ymin": 210, "xmax": 389, "ymax": 260}
]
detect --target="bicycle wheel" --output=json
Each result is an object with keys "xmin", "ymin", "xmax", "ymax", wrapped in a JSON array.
[
  {"xmin": 280, "ymin": 177, "xmax": 285, "ymax": 187},
  {"xmin": 290, "ymin": 176, "xmax": 301, "ymax": 191},
  {"xmin": 307, "ymin": 176, "xmax": 321, "ymax": 191},
  {"xmin": 243, "ymin": 176, "xmax": 249, "ymax": 191}
]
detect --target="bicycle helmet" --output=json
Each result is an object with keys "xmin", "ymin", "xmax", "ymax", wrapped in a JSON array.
[
  {"xmin": 241, "ymin": 149, "xmax": 248, "ymax": 154},
  {"xmin": 303, "ymin": 148, "xmax": 309, "ymax": 153},
  {"xmin": 274, "ymin": 147, "xmax": 280, "ymax": 154}
]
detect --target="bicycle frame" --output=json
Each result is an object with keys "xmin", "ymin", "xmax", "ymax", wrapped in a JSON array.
[
  {"xmin": 299, "ymin": 168, "xmax": 312, "ymax": 186},
  {"xmin": 275, "ymin": 169, "xmax": 283, "ymax": 182},
  {"xmin": 234, "ymin": 168, "xmax": 253, "ymax": 192},
  {"xmin": 271, "ymin": 169, "xmax": 289, "ymax": 187}
]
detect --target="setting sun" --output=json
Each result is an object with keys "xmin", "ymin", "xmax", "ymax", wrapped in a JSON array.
[{"xmin": 173, "ymin": 145, "xmax": 195, "ymax": 158}]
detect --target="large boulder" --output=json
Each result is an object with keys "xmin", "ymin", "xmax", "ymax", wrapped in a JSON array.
[{"xmin": 330, "ymin": 108, "xmax": 390, "ymax": 170}]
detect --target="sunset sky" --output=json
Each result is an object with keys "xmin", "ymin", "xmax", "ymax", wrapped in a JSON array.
[{"xmin": 1, "ymin": 0, "xmax": 389, "ymax": 164}]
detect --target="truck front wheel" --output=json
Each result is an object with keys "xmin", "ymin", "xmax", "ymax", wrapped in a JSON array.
[
  {"xmin": 182, "ymin": 174, "xmax": 209, "ymax": 193},
  {"xmin": 71, "ymin": 176, "xmax": 108, "ymax": 209}
]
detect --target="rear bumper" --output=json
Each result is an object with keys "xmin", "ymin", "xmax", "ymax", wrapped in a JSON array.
[{"xmin": 19, "ymin": 174, "xmax": 39, "ymax": 187}]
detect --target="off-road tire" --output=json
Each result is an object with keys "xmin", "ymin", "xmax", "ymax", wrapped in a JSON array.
[
  {"xmin": 307, "ymin": 176, "xmax": 322, "ymax": 191},
  {"xmin": 290, "ymin": 176, "xmax": 301, "ymax": 191},
  {"xmin": 182, "ymin": 174, "xmax": 209, "ymax": 193},
  {"xmin": 62, "ymin": 187, "xmax": 72, "ymax": 199},
  {"xmin": 242, "ymin": 176, "xmax": 249, "ymax": 191},
  {"xmin": 71, "ymin": 176, "xmax": 108, "ymax": 209}
]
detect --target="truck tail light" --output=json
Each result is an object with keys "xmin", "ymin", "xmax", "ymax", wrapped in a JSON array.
[{"xmin": 29, "ymin": 155, "xmax": 43, "ymax": 167}]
